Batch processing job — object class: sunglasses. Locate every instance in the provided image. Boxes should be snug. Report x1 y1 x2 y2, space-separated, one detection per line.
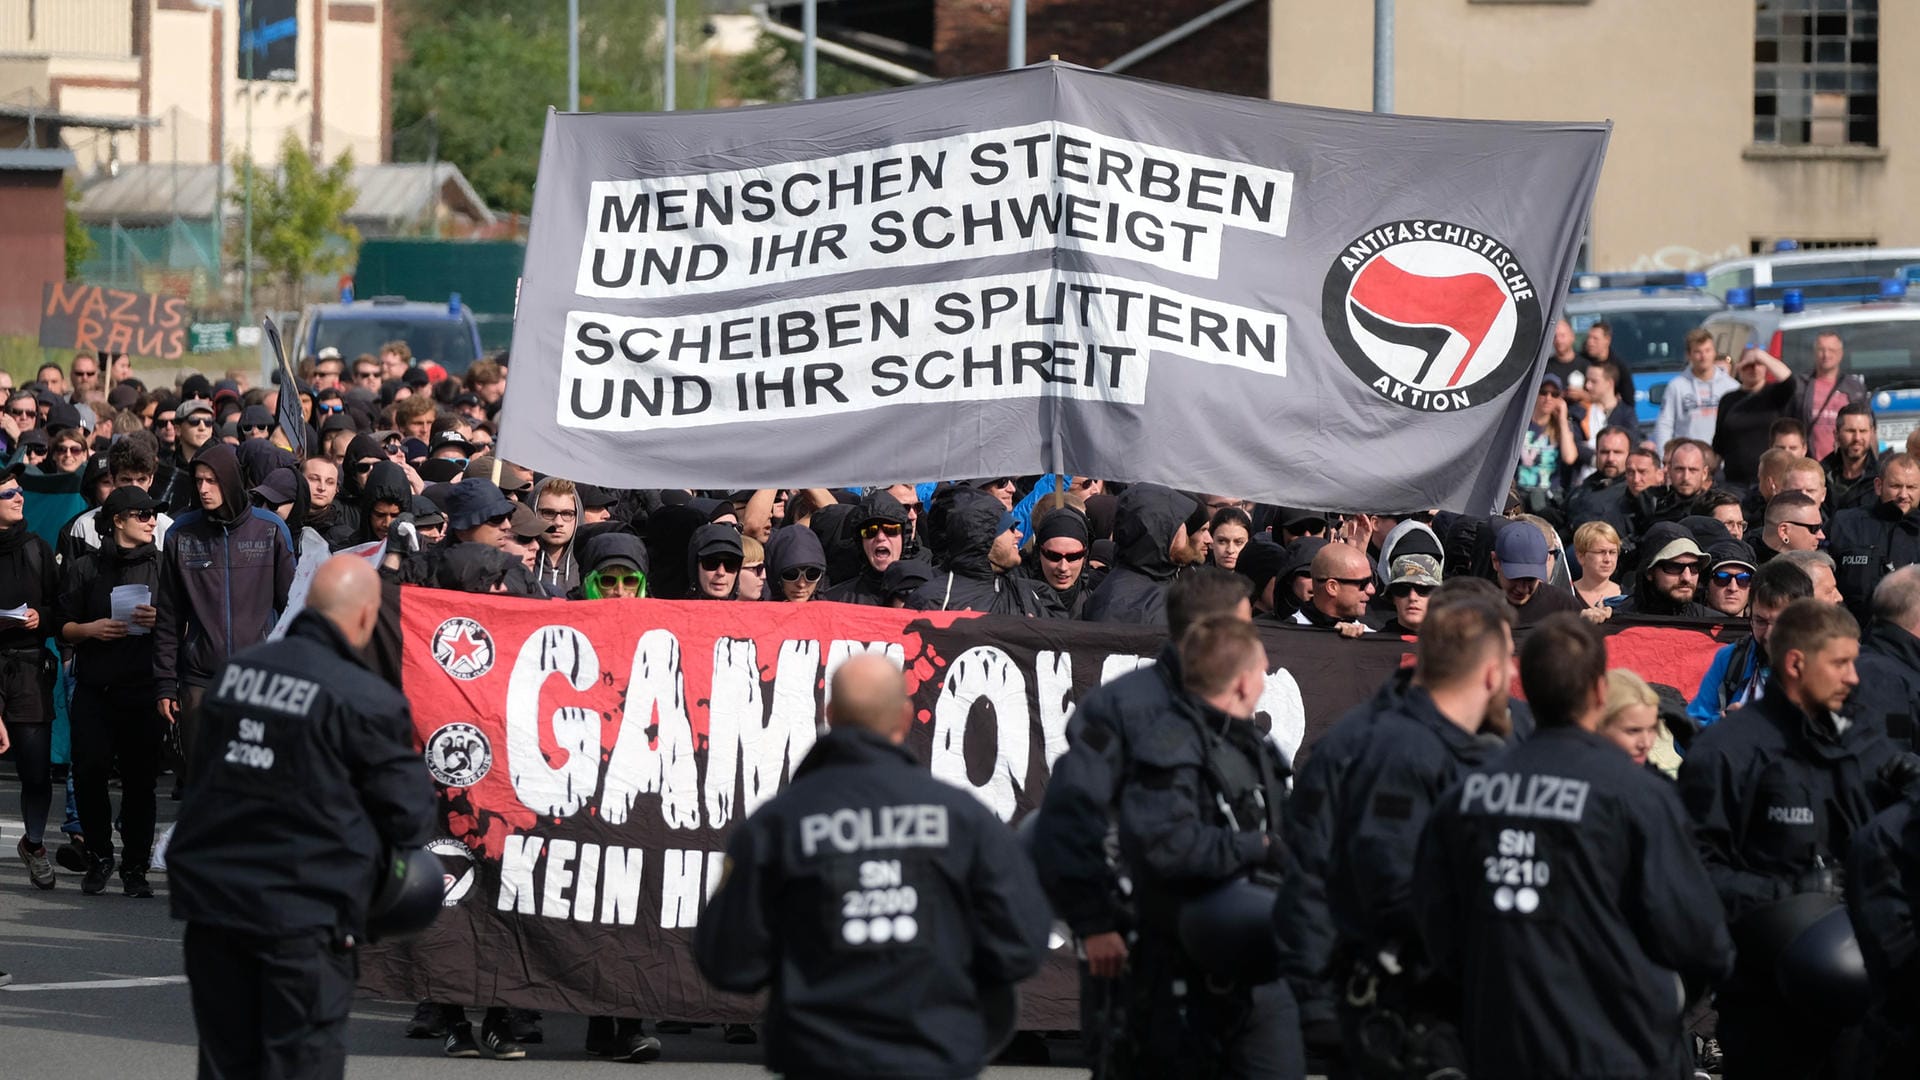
1654 561 1702 577
469 441 493 452
781 566 824 583
1389 582 1437 599
318 402 344 414
181 416 213 428
155 416 177 427
243 425 270 434
352 461 376 474
54 445 88 457
1040 547 1087 563
860 522 904 539
1711 569 1753 586
594 571 645 590
0 488 20 501
1321 575 1376 589
741 562 765 575
1783 519 1824 534
355 370 380 380
484 512 513 528
121 509 157 522
6 408 36 419
700 555 743 573
73 369 97 379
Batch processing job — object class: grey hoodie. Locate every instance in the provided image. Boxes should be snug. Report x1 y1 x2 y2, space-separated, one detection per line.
529 476 582 594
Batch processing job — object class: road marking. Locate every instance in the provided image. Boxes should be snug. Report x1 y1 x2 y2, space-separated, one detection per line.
1 975 187 991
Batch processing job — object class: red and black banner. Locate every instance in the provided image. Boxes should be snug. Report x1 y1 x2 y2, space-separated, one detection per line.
358 589 1731 1026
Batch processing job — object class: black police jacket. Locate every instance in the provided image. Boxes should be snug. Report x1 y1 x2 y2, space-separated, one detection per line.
1829 499 1920 623
694 728 1051 1080
1030 646 1180 938
1416 727 1733 1080
167 610 434 936
1678 681 1903 926
1326 684 1501 962
1849 621 1920 751
1117 695 1288 914
1844 795 1920 1020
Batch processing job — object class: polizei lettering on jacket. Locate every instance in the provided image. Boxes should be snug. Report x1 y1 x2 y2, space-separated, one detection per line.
798 805 951 857
213 664 321 716
1458 772 1591 824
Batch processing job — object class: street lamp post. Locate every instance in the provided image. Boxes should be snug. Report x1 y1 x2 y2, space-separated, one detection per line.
240 0 254 324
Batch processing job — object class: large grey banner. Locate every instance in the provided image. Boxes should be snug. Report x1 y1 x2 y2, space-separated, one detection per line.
499 62 1608 513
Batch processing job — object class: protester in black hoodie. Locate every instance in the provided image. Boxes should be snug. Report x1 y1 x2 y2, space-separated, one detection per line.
822 490 910 606
685 523 745 601
1613 523 1720 620
1081 483 1198 624
765 524 828 603
349 462 412 546
59 485 165 896
907 486 1046 615
153 443 296 766
1024 505 1098 619
0 462 61 889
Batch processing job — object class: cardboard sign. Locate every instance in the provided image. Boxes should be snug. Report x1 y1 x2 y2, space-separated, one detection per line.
39 282 189 360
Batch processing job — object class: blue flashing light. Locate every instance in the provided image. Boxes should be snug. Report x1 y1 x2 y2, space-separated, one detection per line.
1774 239 1801 252
1783 288 1806 314
1683 271 1707 288
448 292 462 314
1881 277 1909 299
1727 286 1754 308
340 282 354 304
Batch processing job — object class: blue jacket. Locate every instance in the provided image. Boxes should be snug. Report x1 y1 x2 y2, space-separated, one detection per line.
1687 637 1765 733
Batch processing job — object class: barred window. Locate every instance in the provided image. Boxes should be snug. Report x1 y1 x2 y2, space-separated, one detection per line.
1754 0 1878 147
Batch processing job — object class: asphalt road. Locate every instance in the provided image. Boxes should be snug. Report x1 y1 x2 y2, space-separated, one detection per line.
0 775 1087 1078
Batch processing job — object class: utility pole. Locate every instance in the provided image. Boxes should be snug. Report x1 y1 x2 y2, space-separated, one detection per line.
1009 0 1025 69
802 0 817 99
664 0 676 111
1372 0 1394 113
241 0 254 325
568 0 580 111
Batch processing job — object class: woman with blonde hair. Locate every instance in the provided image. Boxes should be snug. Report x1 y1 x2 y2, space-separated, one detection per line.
1602 669 1669 773
1573 520 1623 608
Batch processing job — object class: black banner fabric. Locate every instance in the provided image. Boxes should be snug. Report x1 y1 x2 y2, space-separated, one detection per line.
359 589 1725 1028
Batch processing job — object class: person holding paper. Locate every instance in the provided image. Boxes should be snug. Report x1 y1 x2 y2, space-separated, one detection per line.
0 462 60 890
59 485 165 897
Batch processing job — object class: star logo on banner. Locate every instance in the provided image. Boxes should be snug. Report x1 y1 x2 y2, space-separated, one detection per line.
432 617 495 681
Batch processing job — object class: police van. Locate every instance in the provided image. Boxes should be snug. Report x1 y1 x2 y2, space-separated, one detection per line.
1704 244 1920 307
1704 281 1920 452
1564 273 1727 424
293 294 485 379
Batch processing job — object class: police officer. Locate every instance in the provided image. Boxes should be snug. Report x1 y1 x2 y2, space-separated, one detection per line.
1845 783 1920 1077
1322 594 1515 1078
1679 598 1920 1079
693 654 1051 1078
1029 568 1254 1073
1414 613 1733 1077
1115 615 1301 1079
168 556 435 1080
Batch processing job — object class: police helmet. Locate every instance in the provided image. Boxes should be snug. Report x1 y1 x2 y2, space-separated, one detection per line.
367 846 445 942
1776 904 1870 1020
1176 878 1282 985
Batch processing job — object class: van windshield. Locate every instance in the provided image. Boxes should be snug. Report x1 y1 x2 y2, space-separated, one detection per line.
1568 309 1711 372
311 316 478 375
1782 319 1920 389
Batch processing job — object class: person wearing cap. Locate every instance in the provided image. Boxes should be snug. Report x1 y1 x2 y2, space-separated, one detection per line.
1515 372 1585 506
577 484 619 526
686 523 745 601
907 487 1047 615
823 490 911 606
1022 505 1098 619
1613 522 1719 620
1081 484 1199 625
528 477 582 594
428 429 473 464
879 559 932 607
1827 451 1920 624
237 404 275 442
1490 521 1586 628
1382 554 1442 636
59 485 166 896
250 467 331 569
1233 538 1288 618
1273 508 1328 547
1705 540 1760 618
388 479 539 596
500 504 551 586
161 399 221 509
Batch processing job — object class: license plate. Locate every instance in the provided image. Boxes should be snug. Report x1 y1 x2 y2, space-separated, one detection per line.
1880 416 1920 451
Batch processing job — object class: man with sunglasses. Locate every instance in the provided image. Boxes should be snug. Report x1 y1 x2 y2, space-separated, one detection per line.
686 524 745 600
1491 522 1585 628
311 349 344 392
352 357 382 389
824 491 911 606
1614 523 1719 620
1293 542 1378 635
1759 491 1825 565
1828 452 1920 624
1025 506 1096 619
1705 542 1759 618
1381 555 1441 636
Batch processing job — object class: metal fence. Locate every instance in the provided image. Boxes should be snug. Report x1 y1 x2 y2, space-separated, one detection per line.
79 219 221 304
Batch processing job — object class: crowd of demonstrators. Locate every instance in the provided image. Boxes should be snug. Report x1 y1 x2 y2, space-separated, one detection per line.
3 316 1920 1071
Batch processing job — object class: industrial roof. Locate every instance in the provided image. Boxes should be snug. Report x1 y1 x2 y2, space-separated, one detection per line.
73 161 495 228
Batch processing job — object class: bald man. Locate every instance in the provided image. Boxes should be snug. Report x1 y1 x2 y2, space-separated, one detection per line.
169 555 435 1080
695 655 1052 1079
1293 542 1378 633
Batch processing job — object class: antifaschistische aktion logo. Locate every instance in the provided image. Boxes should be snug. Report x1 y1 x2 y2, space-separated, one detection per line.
1322 219 1544 413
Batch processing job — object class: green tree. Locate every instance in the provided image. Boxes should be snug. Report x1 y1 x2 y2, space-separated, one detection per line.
63 177 94 280
230 132 361 308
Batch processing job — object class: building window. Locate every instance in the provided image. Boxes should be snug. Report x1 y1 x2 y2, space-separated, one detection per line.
1754 0 1878 147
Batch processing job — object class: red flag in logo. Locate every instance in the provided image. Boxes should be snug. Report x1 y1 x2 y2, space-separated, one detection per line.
1349 257 1508 387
